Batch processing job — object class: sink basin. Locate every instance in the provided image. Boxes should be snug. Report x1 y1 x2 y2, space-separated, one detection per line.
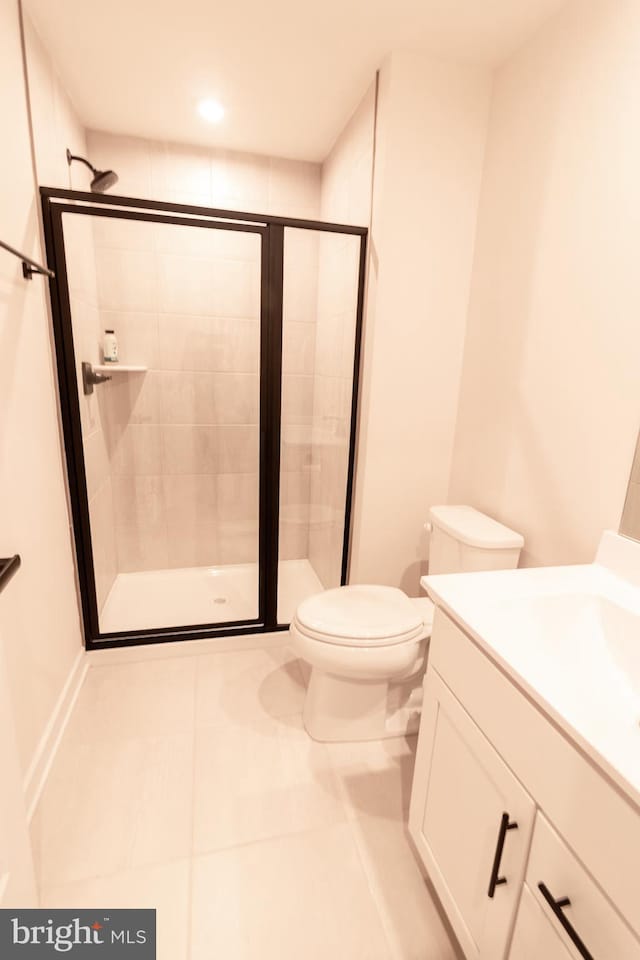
422 531 640 805
496 592 640 722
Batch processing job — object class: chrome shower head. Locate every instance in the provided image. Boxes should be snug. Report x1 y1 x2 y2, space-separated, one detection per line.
66 148 119 193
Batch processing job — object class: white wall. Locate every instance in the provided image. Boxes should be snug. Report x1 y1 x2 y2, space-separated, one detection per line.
449 0 640 566
349 52 492 593
0 5 83 777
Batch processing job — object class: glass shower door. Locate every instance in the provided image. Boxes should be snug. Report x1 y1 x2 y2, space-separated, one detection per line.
60 208 264 635
277 226 363 623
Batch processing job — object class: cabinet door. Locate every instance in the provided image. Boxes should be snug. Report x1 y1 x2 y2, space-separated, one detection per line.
509 886 573 960
409 669 535 960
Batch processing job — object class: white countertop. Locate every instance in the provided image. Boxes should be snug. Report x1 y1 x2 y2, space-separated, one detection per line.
421 532 640 808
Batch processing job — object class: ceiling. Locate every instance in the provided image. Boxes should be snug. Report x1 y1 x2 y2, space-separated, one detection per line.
24 0 568 162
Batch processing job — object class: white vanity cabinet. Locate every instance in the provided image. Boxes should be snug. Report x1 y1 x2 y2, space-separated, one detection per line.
410 606 640 960
409 671 535 960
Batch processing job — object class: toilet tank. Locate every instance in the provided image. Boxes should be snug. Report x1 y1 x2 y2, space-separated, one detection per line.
428 506 523 575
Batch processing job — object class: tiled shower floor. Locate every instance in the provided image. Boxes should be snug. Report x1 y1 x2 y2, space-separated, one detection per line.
100 559 324 632
30 644 458 960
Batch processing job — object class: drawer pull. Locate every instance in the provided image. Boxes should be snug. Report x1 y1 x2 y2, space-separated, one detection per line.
538 882 595 960
487 812 518 898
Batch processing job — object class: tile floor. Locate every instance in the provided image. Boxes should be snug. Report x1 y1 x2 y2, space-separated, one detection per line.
31 643 458 960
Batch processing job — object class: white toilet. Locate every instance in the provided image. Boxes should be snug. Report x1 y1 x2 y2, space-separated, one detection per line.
290 505 524 742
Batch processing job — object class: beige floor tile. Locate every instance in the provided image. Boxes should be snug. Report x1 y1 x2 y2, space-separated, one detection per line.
193 714 345 853
41 859 190 960
66 658 197 743
326 735 417 822
194 646 305 726
190 825 392 960
32 731 194 886
327 736 458 960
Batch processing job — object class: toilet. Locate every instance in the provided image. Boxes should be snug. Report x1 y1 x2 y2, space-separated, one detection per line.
290 505 524 742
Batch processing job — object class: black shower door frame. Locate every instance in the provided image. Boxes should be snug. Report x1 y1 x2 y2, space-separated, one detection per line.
40 188 367 650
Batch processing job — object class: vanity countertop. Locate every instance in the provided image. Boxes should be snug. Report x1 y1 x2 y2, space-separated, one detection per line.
421 531 640 808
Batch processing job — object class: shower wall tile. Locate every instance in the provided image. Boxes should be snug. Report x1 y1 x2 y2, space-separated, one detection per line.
96 248 158 312
268 158 321 219
157 254 215 316
282 322 316 375
219 153 270 211
164 475 219 568
216 473 259 536
161 425 218 475
84 427 110 502
88 132 154 199
152 142 212 198
92 216 155 252
214 229 262 262
158 372 259 425
163 475 218 526
110 424 164 477
108 372 163 425
211 260 260 319
279 470 311 560
86 129 322 574
153 222 219 258
216 471 260 565
112 476 169 573
161 425 259 476
283 230 320 326
216 426 260 474
281 375 314 424
89 478 118 612
158 316 260 373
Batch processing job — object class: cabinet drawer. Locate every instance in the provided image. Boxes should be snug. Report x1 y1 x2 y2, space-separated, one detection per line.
509 885 573 960
429 606 640 935
525 812 640 960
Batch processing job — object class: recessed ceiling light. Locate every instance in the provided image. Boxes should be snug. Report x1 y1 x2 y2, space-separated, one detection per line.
198 99 225 124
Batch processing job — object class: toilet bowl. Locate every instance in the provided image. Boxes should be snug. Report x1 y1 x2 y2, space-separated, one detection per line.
291 505 524 743
290 585 434 742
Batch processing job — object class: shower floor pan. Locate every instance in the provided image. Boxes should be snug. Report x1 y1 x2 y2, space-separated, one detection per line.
99 558 324 634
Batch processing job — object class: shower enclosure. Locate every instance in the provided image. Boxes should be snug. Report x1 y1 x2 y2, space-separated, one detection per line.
41 188 366 648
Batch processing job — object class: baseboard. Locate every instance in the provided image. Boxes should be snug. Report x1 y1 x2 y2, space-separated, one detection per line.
23 650 88 822
87 629 289 666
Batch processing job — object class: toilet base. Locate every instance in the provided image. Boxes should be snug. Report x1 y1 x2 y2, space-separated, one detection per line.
302 668 423 742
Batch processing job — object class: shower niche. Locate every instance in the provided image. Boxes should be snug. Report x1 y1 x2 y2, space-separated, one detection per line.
41 189 366 648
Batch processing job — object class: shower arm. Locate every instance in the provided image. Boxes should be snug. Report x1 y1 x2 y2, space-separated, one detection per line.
66 149 98 175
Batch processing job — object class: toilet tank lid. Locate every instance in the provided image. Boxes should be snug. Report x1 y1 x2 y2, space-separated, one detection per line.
428 505 524 550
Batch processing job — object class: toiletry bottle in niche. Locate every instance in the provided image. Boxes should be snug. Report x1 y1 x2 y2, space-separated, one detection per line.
103 329 118 363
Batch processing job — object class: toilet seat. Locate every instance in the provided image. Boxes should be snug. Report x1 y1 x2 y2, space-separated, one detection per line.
294 585 430 647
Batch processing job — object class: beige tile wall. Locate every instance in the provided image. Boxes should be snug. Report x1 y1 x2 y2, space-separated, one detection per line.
91 216 261 573
83 132 321 578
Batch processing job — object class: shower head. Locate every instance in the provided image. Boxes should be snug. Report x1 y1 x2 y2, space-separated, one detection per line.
66 149 119 193
90 168 119 193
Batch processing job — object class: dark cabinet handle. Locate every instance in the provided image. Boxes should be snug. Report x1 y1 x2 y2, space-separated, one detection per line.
487 812 518 898
538 883 594 960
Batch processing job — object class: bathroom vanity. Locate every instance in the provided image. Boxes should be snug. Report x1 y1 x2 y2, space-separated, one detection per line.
409 532 640 960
